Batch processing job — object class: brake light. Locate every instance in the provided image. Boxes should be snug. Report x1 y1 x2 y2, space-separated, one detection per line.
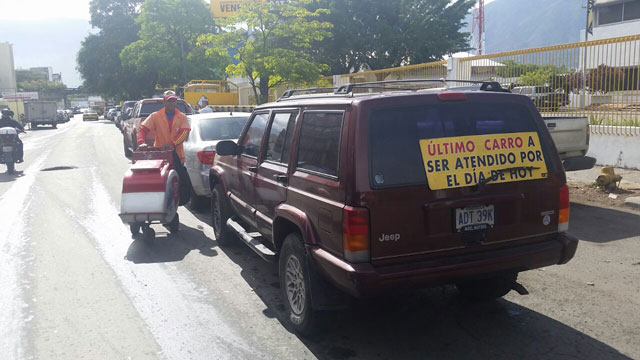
586 124 590 146
197 151 216 165
437 92 467 102
343 206 370 263
558 185 570 232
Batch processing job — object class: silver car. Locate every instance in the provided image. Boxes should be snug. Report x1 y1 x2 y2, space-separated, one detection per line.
184 112 250 210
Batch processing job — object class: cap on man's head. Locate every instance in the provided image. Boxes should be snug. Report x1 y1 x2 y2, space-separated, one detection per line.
163 90 178 101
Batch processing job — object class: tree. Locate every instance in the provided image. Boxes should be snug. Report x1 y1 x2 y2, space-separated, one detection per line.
198 0 333 104
89 0 142 29
586 64 624 94
307 0 474 74
120 0 228 90
77 0 149 99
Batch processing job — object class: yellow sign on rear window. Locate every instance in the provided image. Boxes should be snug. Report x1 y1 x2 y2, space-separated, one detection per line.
419 132 548 190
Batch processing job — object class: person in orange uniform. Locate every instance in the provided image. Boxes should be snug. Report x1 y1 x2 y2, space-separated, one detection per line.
137 90 191 205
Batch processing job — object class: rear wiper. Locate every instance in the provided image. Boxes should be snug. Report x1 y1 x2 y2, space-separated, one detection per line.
472 166 540 191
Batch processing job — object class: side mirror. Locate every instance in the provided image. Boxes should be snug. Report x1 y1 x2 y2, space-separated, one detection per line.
216 140 239 156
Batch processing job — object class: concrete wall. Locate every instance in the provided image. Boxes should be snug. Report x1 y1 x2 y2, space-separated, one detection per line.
0 43 17 93
588 126 640 169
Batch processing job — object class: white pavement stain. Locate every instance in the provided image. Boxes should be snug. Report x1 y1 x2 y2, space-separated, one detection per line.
0 153 50 359
63 168 262 360
22 123 76 152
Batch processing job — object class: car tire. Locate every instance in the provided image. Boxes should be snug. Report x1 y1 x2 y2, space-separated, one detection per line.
52 123 57 129
279 232 316 336
456 272 517 302
123 140 132 158
189 186 208 212
211 183 233 245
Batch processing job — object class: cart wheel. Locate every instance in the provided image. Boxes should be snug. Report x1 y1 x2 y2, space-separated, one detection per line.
143 227 155 243
168 213 180 233
130 223 141 236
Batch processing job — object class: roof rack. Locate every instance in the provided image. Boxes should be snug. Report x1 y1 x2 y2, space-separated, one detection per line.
333 79 508 94
279 87 337 100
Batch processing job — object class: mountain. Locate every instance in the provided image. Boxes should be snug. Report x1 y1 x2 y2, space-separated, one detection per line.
0 19 93 88
465 0 588 54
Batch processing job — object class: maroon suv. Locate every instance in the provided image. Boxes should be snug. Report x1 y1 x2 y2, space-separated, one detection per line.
210 81 578 334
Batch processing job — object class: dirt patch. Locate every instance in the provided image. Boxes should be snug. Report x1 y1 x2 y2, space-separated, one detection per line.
569 181 640 209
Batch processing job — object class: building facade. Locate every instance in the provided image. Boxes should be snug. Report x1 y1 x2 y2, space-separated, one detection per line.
0 43 17 93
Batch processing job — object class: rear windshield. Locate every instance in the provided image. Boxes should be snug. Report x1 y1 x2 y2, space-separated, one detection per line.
140 102 190 116
369 102 542 188
198 117 247 141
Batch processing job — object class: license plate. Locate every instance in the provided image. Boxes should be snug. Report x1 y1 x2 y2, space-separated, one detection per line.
2 146 13 152
455 205 494 232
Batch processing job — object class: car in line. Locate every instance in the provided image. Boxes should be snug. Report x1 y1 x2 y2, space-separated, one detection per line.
56 109 70 123
121 98 194 157
511 85 570 112
82 108 99 121
115 101 138 130
208 80 578 334
107 106 121 121
183 112 251 211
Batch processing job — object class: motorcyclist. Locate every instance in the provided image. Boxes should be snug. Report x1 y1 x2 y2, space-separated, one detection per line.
0 109 24 163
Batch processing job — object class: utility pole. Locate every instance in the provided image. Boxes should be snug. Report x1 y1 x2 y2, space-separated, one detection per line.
472 0 485 55
179 31 187 85
582 0 594 108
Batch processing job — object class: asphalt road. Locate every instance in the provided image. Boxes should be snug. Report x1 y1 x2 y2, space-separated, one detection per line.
0 115 639 359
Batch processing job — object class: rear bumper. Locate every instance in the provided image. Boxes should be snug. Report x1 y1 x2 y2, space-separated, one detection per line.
563 156 596 172
309 232 578 298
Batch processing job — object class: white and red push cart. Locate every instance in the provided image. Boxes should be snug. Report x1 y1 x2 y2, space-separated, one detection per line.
119 148 181 242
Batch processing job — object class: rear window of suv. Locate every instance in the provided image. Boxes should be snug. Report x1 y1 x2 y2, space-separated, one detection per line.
369 102 541 188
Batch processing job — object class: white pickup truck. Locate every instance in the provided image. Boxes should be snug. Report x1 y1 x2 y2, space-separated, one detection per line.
543 116 596 171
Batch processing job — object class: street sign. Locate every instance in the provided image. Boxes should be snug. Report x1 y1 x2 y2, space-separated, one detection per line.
210 0 264 18
1 92 39 101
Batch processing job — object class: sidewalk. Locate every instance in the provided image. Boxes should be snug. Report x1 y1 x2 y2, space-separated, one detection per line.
566 166 640 189
566 166 640 210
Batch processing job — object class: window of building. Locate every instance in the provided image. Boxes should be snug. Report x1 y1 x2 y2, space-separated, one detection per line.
597 1 640 25
624 0 640 21
598 3 624 25
296 112 343 177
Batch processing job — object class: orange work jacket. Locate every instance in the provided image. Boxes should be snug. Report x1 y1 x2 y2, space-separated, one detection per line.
139 108 190 162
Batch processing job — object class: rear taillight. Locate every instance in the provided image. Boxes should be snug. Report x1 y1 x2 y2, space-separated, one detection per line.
586 124 590 146
343 206 370 263
197 151 216 165
558 185 570 232
437 92 467 102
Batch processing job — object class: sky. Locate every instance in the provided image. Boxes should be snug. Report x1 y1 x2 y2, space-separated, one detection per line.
0 0 91 20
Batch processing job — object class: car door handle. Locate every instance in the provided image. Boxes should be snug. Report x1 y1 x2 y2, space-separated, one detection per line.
273 174 288 185
547 123 556 129
247 166 258 173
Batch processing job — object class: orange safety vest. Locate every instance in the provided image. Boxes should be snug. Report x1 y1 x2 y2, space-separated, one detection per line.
141 108 190 162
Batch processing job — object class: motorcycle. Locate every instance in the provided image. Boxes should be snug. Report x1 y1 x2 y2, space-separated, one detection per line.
0 127 23 174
